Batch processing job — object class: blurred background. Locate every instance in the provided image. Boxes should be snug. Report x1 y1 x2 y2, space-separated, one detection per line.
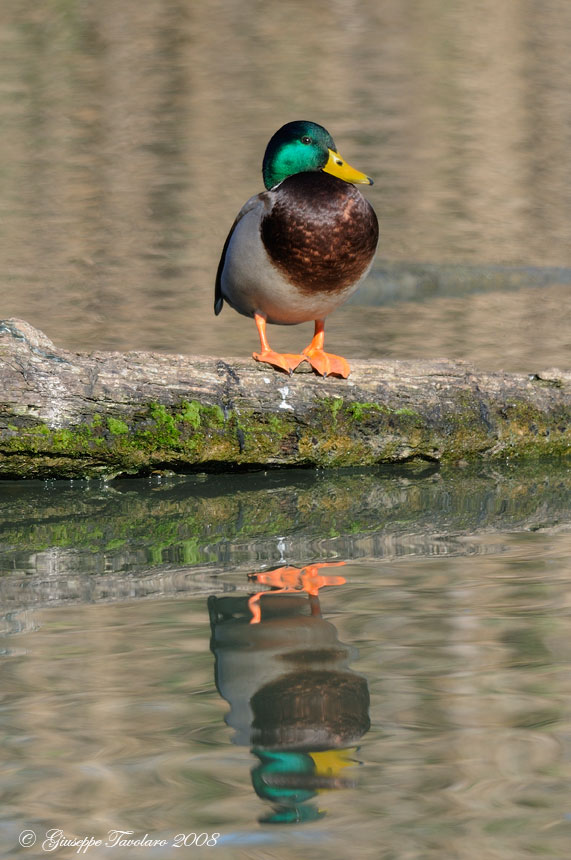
1 6 571 851
0 0 570 369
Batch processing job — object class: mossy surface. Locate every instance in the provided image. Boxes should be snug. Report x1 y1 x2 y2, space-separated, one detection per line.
0 391 568 479
1 461 568 571
0 399 298 478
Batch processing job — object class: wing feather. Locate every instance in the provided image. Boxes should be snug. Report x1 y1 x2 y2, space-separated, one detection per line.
214 193 269 315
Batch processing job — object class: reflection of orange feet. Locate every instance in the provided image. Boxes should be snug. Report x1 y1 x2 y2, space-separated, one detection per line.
302 346 350 379
247 562 346 623
248 565 301 590
253 349 304 375
300 562 346 595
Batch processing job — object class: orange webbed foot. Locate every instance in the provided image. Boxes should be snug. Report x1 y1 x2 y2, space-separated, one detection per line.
252 349 305 375
252 314 305 374
301 319 351 378
301 346 351 379
247 562 347 623
299 561 346 595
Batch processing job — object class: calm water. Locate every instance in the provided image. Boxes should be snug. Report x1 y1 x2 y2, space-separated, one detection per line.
1 464 571 859
0 1 570 368
1 3 570 858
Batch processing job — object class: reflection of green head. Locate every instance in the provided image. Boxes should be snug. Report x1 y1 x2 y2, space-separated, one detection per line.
259 806 324 825
251 749 325 824
251 750 316 804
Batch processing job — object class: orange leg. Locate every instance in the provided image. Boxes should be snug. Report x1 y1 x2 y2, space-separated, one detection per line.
252 313 304 375
247 586 291 624
302 320 351 378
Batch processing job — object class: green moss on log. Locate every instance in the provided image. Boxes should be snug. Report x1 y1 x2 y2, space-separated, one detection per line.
0 390 568 480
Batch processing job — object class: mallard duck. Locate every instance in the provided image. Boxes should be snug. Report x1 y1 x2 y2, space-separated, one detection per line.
214 120 378 378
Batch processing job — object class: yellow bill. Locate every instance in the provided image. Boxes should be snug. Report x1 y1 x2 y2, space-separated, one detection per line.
323 148 373 185
308 747 358 778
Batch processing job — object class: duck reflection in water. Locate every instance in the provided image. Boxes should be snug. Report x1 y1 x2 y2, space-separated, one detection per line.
208 562 370 824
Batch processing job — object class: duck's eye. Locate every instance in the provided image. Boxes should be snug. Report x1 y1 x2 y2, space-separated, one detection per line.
301 136 312 145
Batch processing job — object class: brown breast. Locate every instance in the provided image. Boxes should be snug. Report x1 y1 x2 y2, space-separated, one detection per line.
260 172 379 296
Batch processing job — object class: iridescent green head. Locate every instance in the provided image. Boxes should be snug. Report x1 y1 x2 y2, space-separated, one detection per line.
262 120 373 190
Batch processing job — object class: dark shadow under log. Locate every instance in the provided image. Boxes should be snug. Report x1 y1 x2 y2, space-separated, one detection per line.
0 318 569 479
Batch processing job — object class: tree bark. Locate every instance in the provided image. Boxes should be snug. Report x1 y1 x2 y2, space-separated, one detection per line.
0 318 569 479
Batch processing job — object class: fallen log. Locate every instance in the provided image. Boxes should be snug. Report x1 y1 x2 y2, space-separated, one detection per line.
0 318 569 479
